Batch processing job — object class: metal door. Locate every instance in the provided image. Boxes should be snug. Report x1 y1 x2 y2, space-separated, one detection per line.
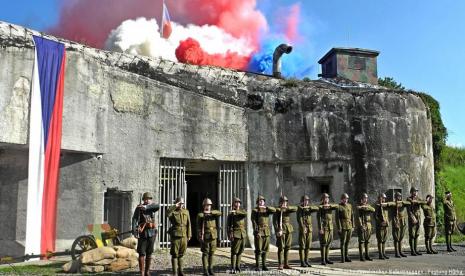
158 158 186 248
218 162 246 247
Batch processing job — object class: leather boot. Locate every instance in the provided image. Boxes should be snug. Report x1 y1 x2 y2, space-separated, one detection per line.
414 238 422 255
378 243 384 259
283 249 292 269
261 253 269 271
399 242 407 257
325 246 333 264
345 245 351 262
382 243 389 259
171 258 178 276
145 257 151 276
208 254 215 275
341 244 345 263
299 249 307 267
235 254 241 272
139 256 145 276
178 257 185 276
409 238 417 256
359 243 365 261
254 254 261 271
202 254 209 275
230 255 236 274
394 242 400 258
320 247 326 265
304 249 311 267
364 243 372 261
425 239 432 254
277 249 283 270
430 240 438 254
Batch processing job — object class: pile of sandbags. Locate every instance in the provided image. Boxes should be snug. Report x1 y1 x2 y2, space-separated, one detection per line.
62 237 139 273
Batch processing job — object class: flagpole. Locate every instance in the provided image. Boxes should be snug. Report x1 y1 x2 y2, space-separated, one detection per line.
160 0 164 38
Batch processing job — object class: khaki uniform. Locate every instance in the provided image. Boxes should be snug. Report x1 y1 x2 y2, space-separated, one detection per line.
336 203 354 262
273 206 298 267
251 206 276 270
421 203 437 254
407 196 427 255
388 200 411 257
297 205 319 265
197 210 222 273
227 209 247 271
443 198 456 251
356 204 375 261
317 204 338 264
375 202 395 258
168 205 191 275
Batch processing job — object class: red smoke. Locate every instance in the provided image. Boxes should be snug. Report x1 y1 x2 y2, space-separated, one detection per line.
175 38 250 70
285 4 301 42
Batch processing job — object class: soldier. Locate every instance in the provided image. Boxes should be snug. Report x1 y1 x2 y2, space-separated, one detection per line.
132 192 160 276
421 194 438 254
227 197 247 274
387 192 411 258
407 187 427 256
168 197 191 276
356 193 375 261
443 191 457 252
297 195 319 267
273 195 298 270
197 198 222 276
251 195 276 271
375 193 394 260
317 193 339 265
336 193 354 263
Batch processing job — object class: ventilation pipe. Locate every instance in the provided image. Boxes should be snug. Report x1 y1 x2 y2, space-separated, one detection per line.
272 44 293 78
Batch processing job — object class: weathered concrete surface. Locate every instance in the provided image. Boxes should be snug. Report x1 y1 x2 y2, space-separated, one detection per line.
0 21 434 256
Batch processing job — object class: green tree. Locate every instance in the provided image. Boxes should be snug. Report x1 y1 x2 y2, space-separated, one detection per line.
378 77 405 90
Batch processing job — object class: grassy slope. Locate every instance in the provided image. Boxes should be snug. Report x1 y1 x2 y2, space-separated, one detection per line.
439 165 465 223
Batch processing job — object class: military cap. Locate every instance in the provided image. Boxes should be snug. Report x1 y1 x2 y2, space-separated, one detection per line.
301 195 310 202
279 195 289 203
142 192 153 200
341 193 349 199
410 187 418 193
256 195 266 203
175 197 185 204
361 193 368 198
233 197 241 203
445 191 451 195
202 198 213 206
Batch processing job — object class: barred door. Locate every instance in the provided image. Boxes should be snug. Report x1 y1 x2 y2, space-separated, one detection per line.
218 162 246 247
158 159 186 248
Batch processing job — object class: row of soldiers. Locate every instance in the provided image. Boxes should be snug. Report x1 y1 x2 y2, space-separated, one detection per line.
132 189 457 276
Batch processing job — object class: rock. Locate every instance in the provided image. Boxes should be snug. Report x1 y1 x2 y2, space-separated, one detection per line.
80 246 116 264
62 259 81 273
120 236 137 249
108 258 131 272
80 265 105 273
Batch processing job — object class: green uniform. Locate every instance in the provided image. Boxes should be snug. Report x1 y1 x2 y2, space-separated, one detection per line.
168 206 191 275
197 210 222 274
421 203 437 254
227 209 247 271
443 198 456 251
356 204 375 261
273 205 298 267
336 203 354 262
251 206 276 270
388 200 411 257
375 202 394 259
407 196 427 255
317 204 339 264
297 205 319 265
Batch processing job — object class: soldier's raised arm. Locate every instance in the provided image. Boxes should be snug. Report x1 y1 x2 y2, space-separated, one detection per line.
287 205 298 213
267 206 277 214
211 210 222 217
187 212 192 240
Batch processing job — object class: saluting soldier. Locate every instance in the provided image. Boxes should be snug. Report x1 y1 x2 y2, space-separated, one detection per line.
197 198 222 276
227 197 247 274
356 193 375 261
168 197 191 276
375 193 394 260
273 195 298 270
317 193 339 265
297 195 319 267
251 195 276 271
387 192 411 258
421 194 438 254
407 187 427 256
132 192 160 276
443 191 457 252
336 193 354 263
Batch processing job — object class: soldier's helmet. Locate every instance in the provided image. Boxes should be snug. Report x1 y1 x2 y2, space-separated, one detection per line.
301 195 310 202
321 193 329 199
379 193 387 199
395 192 402 199
175 197 185 204
233 197 241 203
202 198 213 206
142 192 153 200
341 193 349 199
256 195 266 204
426 194 434 200
279 195 289 203
410 187 418 194
362 193 368 198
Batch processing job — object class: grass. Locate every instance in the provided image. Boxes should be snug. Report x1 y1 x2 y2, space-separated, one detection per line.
439 164 465 223
0 261 66 275
436 233 465 243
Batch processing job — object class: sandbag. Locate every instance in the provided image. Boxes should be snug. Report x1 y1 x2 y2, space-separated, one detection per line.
113 246 133 258
62 259 81 273
93 258 116 265
120 236 137 249
80 246 116 264
108 258 131 272
80 265 105 273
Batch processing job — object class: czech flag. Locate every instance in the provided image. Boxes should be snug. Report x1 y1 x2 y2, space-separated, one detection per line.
161 1 172 39
25 35 66 256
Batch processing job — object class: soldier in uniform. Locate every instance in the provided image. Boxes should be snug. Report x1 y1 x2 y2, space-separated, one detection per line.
168 197 191 276
251 195 276 271
407 187 427 256
227 197 247 274
132 192 160 276
196 198 222 276
387 192 411 258
336 193 354 263
421 194 438 254
297 195 319 267
317 193 339 265
356 193 375 261
443 191 457 252
273 195 298 270
375 193 394 260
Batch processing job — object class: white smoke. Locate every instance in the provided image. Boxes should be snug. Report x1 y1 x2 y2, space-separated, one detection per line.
104 17 253 61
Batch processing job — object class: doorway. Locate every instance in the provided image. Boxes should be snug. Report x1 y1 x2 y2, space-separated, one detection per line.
186 172 218 246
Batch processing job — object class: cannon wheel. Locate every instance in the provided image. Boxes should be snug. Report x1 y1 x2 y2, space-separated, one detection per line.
71 235 97 260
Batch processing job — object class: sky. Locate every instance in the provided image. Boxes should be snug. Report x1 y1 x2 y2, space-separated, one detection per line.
1 0 464 147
